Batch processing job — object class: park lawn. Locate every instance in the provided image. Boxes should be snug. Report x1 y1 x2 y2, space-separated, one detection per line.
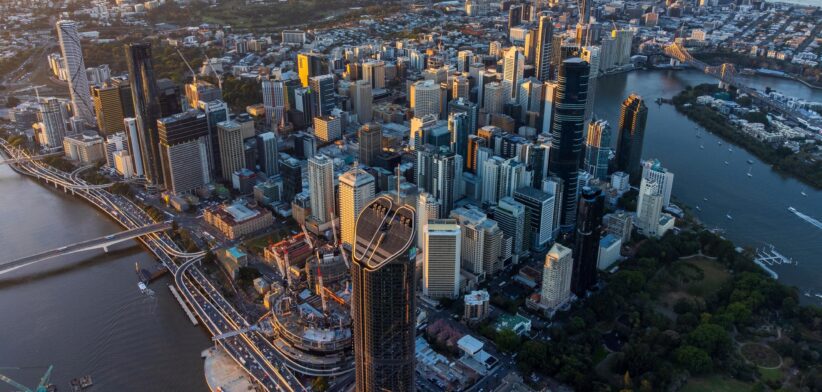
758 367 782 384
685 258 730 297
682 374 754 392
242 230 285 254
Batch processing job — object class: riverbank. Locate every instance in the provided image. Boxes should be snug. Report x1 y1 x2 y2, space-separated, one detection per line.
670 83 822 189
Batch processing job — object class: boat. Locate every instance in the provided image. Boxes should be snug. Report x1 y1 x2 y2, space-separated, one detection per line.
700 144 705 149
695 205 702 211
787 206 822 230
718 141 722 145
703 197 708 201
724 160 729 165
70 375 93 391
726 211 733 220
800 188 807 196
728 148 733 152
747 159 754 164
747 167 752 178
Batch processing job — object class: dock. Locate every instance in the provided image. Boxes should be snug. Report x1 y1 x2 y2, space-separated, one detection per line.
169 285 199 325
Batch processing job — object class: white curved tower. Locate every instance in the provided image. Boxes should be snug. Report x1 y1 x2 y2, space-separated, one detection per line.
56 20 95 127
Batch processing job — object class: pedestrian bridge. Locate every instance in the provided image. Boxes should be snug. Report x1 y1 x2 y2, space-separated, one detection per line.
0 222 173 275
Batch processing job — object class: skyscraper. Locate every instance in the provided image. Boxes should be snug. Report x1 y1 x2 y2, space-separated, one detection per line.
636 177 663 237
157 110 210 194
483 82 504 115
261 79 285 129
639 159 675 207
309 74 336 116
280 157 302 203
126 43 162 186
56 20 95 126
423 219 461 299
308 154 335 224
297 52 327 87
571 186 604 295
448 111 471 161
352 79 373 123
615 94 648 182
416 192 440 250
502 47 525 101
584 119 611 180
351 196 416 392
540 243 573 309
92 83 126 135
450 206 506 278
535 15 554 82
495 197 526 262
411 79 441 118
256 132 279 177
513 186 554 251
216 120 247 178
362 60 386 89
202 100 229 180
548 58 589 231
36 98 68 149
339 166 376 248
358 122 382 167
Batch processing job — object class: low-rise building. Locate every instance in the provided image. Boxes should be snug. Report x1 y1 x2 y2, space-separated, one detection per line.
204 201 274 240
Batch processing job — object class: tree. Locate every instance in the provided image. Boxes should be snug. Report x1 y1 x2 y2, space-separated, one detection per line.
686 323 731 357
675 345 712 374
495 328 521 353
310 376 329 392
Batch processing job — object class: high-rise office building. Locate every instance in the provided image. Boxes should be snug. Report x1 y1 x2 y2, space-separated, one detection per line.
126 43 163 186
216 120 247 178
495 197 526 261
540 243 573 309
351 196 416 392
185 80 221 110
548 58 589 231
280 157 302 203
358 123 382 167
508 4 523 35
448 111 471 161
352 79 373 123
309 74 336 116
157 110 211 194
123 117 144 177
297 52 327 87
571 186 604 295
535 15 554 82
362 60 386 89
580 46 600 121
410 79 441 118
584 119 611 180
313 115 342 143
308 154 335 224
514 185 555 251
201 100 229 180
339 166 375 248
92 83 126 135
35 98 68 149
502 47 525 101
157 79 183 118
423 219 461 299
450 206 506 278
481 156 505 205
261 79 285 129
483 82 504 115
639 159 674 207
636 177 663 237
615 94 648 182
466 135 486 173
448 98 478 140
416 192 440 250
256 132 279 177
56 20 95 126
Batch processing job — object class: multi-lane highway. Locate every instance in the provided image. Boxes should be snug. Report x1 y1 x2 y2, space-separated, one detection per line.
0 140 308 391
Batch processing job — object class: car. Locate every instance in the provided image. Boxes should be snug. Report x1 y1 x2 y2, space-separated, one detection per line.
104 235 115 240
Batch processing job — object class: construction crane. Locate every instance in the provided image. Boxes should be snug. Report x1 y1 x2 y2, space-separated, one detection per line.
175 48 223 91
0 365 54 392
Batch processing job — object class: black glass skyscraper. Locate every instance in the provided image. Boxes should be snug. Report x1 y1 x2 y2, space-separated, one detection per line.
535 15 554 82
548 58 589 232
615 93 648 183
351 195 416 392
126 43 162 187
571 186 604 295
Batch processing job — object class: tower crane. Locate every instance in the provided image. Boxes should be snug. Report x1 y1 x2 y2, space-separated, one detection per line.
0 365 54 392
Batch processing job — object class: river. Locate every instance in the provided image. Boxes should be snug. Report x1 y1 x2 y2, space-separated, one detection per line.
0 163 209 390
0 69 820 391
594 69 822 304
